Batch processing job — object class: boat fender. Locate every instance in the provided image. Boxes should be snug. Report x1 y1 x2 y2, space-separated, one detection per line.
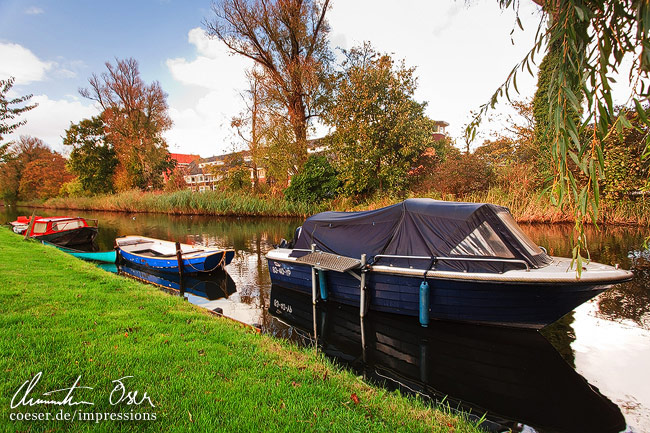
419 280 430 328
318 269 328 300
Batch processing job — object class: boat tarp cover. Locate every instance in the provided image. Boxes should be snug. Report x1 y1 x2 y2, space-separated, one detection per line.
291 198 552 273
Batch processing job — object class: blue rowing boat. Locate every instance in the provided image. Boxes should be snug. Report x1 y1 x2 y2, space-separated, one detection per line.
116 236 235 274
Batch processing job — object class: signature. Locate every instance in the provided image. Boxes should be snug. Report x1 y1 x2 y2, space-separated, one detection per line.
11 372 155 408
110 376 155 407
11 372 93 408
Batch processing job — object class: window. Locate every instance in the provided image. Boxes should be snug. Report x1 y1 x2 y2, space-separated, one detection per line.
53 220 82 231
451 222 514 258
32 222 48 234
497 211 542 255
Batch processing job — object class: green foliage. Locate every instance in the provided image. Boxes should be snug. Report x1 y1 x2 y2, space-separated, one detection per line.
324 43 434 197
468 1 650 274
284 155 340 202
602 107 650 198
0 77 37 158
59 178 88 197
64 116 118 195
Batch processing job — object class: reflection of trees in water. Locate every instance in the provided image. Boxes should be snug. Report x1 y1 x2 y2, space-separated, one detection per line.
597 265 650 330
541 312 576 368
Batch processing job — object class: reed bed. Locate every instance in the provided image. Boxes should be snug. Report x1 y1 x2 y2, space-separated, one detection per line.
31 187 650 226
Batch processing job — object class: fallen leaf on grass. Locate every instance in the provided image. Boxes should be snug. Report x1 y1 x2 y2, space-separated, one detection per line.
351 393 360 405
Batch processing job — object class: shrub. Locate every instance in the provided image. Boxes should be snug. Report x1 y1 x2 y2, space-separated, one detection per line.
284 155 340 203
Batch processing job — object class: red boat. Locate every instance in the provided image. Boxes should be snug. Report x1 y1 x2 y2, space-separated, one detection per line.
11 216 98 246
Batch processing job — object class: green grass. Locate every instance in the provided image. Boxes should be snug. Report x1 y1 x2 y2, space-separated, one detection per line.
0 228 483 432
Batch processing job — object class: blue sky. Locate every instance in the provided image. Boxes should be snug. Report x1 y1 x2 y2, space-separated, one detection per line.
1 0 550 157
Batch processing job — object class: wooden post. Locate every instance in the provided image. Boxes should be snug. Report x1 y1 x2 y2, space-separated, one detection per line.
359 254 367 318
23 210 36 240
175 241 185 279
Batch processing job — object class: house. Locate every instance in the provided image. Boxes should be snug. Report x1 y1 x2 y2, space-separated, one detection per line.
183 150 267 192
165 153 200 182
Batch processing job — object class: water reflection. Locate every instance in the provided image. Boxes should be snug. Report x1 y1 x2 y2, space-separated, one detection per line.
268 285 626 433
118 264 236 301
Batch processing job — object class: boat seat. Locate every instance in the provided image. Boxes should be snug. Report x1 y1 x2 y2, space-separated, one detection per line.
130 248 205 257
119 239 154 247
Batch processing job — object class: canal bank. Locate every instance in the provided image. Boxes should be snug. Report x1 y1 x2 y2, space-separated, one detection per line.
0 228 482 432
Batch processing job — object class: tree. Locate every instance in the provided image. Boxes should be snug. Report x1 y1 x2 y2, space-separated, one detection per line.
205 0 332 168
323 43 434 197
467 1 650 272
284 154 339 202
231 69 269 190
0 77 37 163
63 116 118 195
0 136 70 202
80 58 174 191
19 152 72 200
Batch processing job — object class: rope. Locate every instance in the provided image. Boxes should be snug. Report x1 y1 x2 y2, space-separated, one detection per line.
185 250 227 273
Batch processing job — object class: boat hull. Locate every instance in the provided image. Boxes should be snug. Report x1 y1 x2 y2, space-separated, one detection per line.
119 249 235 275
33 226 98 246
267 258 611 328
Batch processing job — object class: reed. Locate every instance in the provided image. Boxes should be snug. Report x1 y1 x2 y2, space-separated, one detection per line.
30 187 650 226
39 189 326 218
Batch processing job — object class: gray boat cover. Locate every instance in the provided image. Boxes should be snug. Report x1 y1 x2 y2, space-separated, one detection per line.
291 198 552 273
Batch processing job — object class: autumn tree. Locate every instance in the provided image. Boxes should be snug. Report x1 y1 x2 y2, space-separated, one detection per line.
1 77 37 163
231 69 269 190
0 136 70 202
63 116 118 195
80 58 174 191
205 0 332 169
323 43 434 197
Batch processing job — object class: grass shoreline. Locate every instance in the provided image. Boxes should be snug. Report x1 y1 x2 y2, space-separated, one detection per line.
15 187 650 226
0 228 482 432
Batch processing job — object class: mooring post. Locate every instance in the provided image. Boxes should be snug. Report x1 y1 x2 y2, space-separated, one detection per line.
359 254 367 318
311 243 317 305
175 241 185 279
23 210 36 241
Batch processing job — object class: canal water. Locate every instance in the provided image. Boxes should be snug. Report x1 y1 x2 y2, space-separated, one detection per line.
2 206 649 432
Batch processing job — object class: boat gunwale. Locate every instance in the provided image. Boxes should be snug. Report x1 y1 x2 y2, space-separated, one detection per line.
116 236 234 261
266 249 633 285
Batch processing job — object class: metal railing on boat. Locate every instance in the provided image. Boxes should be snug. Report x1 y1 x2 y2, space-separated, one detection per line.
372 254 531 271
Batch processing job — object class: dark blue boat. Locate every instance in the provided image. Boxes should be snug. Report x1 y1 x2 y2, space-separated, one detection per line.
116 236 235 275
266 199 633 328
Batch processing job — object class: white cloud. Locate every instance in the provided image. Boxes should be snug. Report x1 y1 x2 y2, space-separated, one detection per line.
165 27 253 156
5 94 99 153
25 6 44 15
0 42 53 84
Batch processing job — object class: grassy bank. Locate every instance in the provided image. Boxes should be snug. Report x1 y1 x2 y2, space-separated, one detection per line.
29 187 650 226
0 228 482 432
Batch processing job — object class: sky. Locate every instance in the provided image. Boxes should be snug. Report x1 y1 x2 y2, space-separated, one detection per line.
0 0 548 157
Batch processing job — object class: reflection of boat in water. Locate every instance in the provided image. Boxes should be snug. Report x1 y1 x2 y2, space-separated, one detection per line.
118 264 236 301
267 199 633 328
269 285 626 433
